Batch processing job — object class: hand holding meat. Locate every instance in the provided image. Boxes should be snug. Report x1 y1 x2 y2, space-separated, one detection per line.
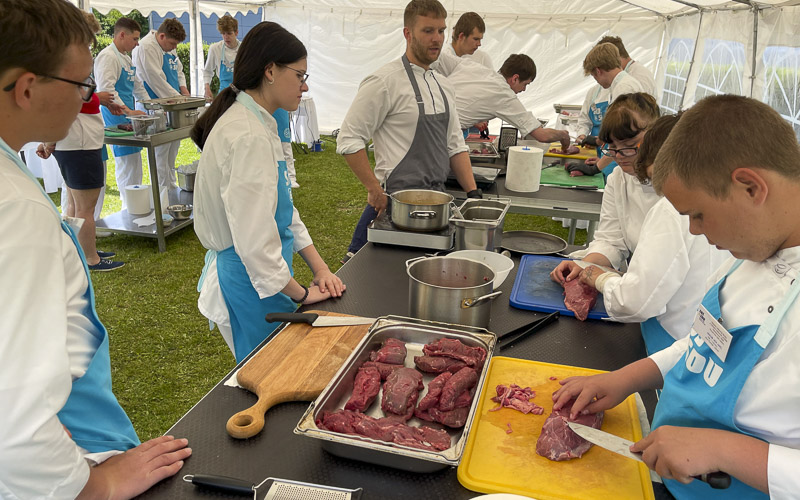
556 130 571 152
312 268 345 297
552 371 633 419
577 264 605 289
566 161 600 177
550 260 582 285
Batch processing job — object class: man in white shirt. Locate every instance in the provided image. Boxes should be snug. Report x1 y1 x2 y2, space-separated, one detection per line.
437 53 570 148
555 95 800 498
597 35 656 96
95 17 149 210
132 18 190 191
0 1 190 497
337 0 478 258
442 11 493 70
203 14 239 100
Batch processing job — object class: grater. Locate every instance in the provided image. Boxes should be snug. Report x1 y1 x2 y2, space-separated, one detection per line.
184 474 363 500
498 126 518 153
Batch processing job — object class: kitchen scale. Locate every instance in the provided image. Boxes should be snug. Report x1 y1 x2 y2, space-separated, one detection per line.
367 211 454 250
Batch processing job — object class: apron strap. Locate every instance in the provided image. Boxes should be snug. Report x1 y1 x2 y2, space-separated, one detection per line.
401 54 425 113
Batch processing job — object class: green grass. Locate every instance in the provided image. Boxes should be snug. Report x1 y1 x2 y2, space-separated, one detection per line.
47 136 586 440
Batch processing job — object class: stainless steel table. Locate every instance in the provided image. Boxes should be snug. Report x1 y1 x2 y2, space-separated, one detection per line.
139 243 668 499
101 127 194 252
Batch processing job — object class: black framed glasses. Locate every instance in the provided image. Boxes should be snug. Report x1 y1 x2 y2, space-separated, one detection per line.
600 144 640 158
277 64 309 85
3 74 96 102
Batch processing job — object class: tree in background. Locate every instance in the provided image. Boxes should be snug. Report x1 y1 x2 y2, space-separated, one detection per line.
93 8 149 38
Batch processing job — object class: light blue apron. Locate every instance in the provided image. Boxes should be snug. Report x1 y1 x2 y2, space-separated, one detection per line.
640 317 678 356
588 85 616 181
201 93 296 362
144 50 180 98
652 259 788 499
218 44 234 91
273 108 291 144
0 138 140 453
101 46 142 157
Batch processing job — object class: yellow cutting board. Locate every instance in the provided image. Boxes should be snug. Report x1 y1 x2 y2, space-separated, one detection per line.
542 142 596 160
458 357 655 500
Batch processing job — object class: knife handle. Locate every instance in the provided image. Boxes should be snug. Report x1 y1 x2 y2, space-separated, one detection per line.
186 474 254 495
695 471 731 489
265 312 319 324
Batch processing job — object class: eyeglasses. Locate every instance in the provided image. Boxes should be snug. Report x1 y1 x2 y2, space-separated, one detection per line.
3 73 96 102
600 144 640 158
277 64 309 85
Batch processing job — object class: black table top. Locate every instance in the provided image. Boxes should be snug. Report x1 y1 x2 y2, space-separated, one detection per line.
139 243 669 499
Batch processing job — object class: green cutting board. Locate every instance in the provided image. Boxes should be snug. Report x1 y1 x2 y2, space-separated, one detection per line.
540 163 605 188
104 127 135 137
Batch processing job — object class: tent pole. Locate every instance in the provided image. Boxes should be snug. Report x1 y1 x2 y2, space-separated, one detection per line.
189 0 203 97
679 10 704 110
750 5 758 97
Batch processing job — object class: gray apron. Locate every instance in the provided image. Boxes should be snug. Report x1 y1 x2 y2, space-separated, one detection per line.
384 54 452 193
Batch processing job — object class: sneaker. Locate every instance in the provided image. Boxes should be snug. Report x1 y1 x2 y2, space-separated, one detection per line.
291 181 300 188
340 251 355 265
88 259 125 272
96 229 113 238
97 250 116 259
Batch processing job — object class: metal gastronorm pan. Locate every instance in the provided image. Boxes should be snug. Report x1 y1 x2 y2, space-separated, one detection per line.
500 230 568 255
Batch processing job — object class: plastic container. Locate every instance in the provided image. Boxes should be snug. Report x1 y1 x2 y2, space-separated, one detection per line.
129 115 158 139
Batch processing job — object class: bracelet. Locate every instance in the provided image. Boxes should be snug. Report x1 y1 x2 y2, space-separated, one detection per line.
296 284 309 304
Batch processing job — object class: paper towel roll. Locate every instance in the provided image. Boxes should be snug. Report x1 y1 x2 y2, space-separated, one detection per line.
126 185 152 215
505 146 543 193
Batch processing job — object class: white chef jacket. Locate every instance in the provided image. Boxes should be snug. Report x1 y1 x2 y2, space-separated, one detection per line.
650 247 800 499
584 168 661 270
55 113 104 151
598 197 731 340
441 42 493 70
624 60 656 97
203 40 238 84
336 57 468 184
576 84 611 138
194 98 313 325
608 70 643 102
0 147 115 498
94 43 150 106
131 32 186 98
443 57 541 136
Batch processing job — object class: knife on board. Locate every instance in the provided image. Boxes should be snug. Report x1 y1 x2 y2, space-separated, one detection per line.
265 312 375 327
543 184 599 190
567 422 732 489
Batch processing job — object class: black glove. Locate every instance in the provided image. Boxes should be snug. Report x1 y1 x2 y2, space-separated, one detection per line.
580 135 599 148
467 189 483 199
566 162 601 176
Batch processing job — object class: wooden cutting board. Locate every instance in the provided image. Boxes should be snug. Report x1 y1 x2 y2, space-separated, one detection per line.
226 310 372 439
458 357 654 499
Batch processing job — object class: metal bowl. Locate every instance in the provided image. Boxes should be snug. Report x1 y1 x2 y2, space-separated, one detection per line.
167 204 192 220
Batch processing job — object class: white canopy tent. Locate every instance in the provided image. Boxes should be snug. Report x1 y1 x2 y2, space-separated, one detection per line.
74 0 800 137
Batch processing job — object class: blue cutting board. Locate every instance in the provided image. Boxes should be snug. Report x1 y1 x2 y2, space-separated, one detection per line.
509 254 608 320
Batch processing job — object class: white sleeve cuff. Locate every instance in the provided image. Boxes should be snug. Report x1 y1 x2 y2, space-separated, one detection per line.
767 444 800 499
648 336 691 375
594 271 619 293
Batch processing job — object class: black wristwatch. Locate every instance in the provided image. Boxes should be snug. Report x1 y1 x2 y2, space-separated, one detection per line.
467 189 483 199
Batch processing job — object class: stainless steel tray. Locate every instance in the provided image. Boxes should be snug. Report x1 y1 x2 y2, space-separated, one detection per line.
466 141 501 160
500 230 568 255
140 96 206 111
295 316 496 472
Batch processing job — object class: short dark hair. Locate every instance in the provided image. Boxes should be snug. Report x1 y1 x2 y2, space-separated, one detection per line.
404 0 447 29
452 12 485 42
599 92 660 144
114 17 142 36
634 113 681 183
192 22 307 149
598 35 629 59
499 54 536 82
157 18 186 42
0 0 94 78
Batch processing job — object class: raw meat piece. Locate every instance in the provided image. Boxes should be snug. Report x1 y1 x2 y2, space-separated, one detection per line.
317 410 451 451
506 423 513 434
535 400 604 461
420 407 470 428
117 123 133 131
562 278 598 321
369 338 407 364
549 145 580 155
422 338 486 370
570 170 585 177
360 361 404 380
439 367 478 411
417 372 452 411
413 355 467 374
344 365 381 412
489 384 544 414
453 386 476 408
381 368 423 420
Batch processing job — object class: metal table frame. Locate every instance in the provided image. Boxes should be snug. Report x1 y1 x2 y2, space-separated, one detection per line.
101 127 194 252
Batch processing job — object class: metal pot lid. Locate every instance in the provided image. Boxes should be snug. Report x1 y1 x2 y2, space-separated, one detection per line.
500 230 567 255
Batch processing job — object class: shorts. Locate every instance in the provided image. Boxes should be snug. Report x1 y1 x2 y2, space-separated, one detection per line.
53 149 105 190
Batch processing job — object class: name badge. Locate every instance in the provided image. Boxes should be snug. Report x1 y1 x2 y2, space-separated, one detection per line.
691 304 733 362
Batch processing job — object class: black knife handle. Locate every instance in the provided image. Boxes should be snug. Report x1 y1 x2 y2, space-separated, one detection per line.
265 312 319 324
695 471 731 489
188 474 254 495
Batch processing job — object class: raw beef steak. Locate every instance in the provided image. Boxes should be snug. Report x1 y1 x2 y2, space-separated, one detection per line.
344 365 381 412
535 400 604 461
562 278 598 321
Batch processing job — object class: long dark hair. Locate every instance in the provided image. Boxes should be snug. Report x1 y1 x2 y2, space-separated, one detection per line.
191 22 307 149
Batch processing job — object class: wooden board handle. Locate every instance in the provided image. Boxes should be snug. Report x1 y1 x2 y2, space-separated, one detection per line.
226 397 270 439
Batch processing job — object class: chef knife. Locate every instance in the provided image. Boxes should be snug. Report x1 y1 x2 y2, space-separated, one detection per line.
567 422 732 489
265 312 375 327
543 184 599 190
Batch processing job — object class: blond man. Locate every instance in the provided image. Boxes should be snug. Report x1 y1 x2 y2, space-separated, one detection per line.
203 14 239 99
597 35 656 96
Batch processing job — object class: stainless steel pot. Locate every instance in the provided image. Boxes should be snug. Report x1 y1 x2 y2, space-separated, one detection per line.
406 256 502 328
390 189 453 232
166 108 199 129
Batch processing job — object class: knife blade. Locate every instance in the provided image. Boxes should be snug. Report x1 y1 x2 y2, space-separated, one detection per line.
265 312 375 327
567 422 731 489
544 184 598 190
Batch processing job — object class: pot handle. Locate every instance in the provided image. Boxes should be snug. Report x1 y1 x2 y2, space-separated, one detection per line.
450 202 464 220
409 210 436 219
461 290 503 309
405 255 427 270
